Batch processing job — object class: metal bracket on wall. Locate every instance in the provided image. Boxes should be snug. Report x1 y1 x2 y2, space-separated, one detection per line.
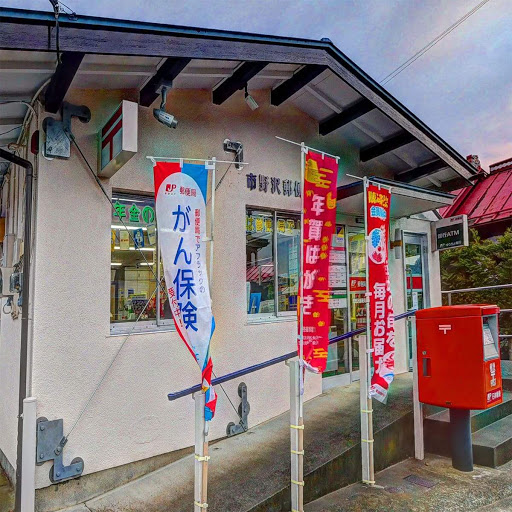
223 139 244 170
36 417 84 483
43 102 91 159
226 382 250 436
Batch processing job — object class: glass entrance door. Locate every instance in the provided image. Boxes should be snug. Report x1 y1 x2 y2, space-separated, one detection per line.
324 226 351 388
403 233 430 368
322 227 363 390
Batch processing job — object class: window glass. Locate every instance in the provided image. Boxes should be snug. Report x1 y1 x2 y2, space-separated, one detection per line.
110 194 158 324
246 209 275 315
277 214 300 313
246 208 301 317
347 230 366 373
405 242 424 310
325 226 350 377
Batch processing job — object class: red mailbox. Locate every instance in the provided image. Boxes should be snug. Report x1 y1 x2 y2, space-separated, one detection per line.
416 304 502 410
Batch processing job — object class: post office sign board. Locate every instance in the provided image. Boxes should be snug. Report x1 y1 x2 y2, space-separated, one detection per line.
98 100 138 178
432 214 469 251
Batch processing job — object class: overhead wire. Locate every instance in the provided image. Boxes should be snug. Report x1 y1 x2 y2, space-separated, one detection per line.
380 0 492 85
0 126 23 138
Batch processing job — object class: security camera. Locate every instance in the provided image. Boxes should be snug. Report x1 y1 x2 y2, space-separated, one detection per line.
153 109 178 129
153 86 178 129
244 85 259 111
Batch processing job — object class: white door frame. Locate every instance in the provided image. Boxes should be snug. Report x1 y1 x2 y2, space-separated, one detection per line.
403 232 430 368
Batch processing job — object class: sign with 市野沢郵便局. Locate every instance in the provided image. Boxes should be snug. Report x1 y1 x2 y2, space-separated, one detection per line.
299 150 338 373
366 182 395 403
153 161 217 420
431 214 469 251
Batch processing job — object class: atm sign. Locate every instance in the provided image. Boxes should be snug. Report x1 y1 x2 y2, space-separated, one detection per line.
432 215 469 251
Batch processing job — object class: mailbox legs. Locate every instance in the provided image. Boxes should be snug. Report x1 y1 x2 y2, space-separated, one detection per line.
450 408 473 472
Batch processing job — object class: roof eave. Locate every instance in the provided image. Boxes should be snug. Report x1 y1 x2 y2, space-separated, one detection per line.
0 6 479 183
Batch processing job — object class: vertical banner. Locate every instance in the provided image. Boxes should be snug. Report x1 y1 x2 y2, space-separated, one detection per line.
366 182 395 403
300 151 338 373
154 162 217 420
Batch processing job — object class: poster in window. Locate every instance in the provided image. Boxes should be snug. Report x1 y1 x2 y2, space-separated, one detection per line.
119 230 130 250
147 223 157 246
133 228 145 249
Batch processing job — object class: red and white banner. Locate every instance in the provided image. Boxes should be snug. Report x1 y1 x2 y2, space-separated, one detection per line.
366 182 395 403
299 151 338 373
154 162 217 420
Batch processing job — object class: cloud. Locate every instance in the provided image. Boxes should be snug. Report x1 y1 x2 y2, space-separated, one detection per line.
1 0 510 169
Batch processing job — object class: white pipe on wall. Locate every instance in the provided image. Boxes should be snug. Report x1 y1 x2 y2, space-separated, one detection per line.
21 397 36 512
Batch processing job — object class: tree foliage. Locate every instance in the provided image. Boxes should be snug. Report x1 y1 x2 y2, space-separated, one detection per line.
440 228 512 359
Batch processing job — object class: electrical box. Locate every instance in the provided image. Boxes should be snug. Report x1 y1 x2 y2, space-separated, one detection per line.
9 271 22 295
0 267 13 297
416 305 502 410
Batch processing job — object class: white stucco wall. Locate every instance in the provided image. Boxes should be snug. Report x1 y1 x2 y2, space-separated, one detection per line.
21 87 445 488
31 88 330 488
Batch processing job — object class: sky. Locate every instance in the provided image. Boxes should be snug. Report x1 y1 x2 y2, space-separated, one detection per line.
2 0 511 170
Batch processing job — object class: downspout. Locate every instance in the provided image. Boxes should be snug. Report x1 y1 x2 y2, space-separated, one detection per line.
0 148 33 512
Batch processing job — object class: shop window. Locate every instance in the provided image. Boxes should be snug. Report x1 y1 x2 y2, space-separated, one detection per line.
110 193 172 334
246 208 300 318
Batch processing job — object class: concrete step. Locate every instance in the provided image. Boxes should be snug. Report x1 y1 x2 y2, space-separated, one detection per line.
424 391 512 457
424 387 512 468
61 374 416 512
472 415 512 468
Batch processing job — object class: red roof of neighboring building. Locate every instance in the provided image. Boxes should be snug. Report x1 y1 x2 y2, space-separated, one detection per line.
440 157 512 227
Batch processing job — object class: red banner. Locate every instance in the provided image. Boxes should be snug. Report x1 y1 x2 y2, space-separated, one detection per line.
299 151 338 373
366 182 395 402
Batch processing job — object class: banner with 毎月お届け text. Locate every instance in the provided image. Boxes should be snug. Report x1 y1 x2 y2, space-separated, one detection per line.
366 182 394 403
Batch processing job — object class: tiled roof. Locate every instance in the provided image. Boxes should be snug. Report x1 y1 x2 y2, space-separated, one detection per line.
440 158 512 225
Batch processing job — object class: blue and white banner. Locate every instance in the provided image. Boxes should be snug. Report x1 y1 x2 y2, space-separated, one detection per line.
154 161 217 420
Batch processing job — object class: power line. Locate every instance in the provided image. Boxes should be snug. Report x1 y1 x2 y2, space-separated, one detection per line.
380 0 492 86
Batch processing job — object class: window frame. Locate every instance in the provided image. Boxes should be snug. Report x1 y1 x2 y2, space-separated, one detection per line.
246 206 301 322
110 191 175 335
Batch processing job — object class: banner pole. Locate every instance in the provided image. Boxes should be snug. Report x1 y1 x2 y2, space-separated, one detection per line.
362 177 375 486
294 142 306 511
193 392 208 512
209 158 216 292
288 143 306 511
288 360 302 512
299 142 305 408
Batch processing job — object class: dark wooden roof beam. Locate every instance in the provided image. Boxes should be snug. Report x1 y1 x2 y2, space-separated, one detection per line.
397 158 447 183
336 181 363 201
319 98 374 136
139 57 191 107
212 61 268 105
44 52 85 113
271 64 327 106
360 132 416 162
